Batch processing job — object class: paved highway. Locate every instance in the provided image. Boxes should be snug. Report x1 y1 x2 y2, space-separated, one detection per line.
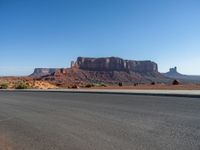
0 91 200 150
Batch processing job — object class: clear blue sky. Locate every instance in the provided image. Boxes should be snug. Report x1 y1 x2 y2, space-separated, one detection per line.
0 0 200 76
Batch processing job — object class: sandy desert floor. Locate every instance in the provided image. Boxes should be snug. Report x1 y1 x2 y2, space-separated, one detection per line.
1 77 200 90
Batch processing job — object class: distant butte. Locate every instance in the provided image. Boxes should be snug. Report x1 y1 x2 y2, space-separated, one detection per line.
162 67 200 82
30 68 60 77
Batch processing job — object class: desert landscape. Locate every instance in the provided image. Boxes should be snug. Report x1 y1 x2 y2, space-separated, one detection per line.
1 1 200 150
1 56 200 90
0 77 57 89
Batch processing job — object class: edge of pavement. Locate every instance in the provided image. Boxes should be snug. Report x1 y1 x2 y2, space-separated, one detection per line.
1 89 200 98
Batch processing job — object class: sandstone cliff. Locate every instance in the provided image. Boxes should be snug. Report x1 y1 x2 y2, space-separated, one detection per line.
73 57 158 73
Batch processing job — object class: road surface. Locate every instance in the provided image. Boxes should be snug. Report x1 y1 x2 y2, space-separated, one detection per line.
0 91 200 150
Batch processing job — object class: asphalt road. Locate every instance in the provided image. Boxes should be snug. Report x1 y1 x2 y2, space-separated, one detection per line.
0 92 200 150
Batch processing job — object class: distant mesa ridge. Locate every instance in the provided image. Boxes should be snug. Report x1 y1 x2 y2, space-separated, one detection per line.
30 68 59 77
31 57 159 77
72 57 158 73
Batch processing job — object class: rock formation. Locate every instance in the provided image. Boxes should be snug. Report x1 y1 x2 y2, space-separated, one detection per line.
30 68 59 77
163 67 181 77
162 67 200 83
73 57 158 73
28 57 173 87
34 57 170 87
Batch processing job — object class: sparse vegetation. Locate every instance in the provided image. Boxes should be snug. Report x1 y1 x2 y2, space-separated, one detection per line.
151 82 156 85
68 85 79 89
172 80 180 85
85 84 95 88
0 77 57 90
0 83 8 89
118 82 123 87
93 83 107 87
100 83 107 87
15 82 30 89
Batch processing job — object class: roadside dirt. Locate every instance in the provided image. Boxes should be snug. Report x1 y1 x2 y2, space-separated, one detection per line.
91 84 200 90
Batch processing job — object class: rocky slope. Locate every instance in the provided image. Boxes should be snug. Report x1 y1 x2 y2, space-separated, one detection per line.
41 68 162 86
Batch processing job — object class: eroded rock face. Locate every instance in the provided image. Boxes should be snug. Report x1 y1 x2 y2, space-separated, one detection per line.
30 68 59 77
31 57 165 87
74 57 158 73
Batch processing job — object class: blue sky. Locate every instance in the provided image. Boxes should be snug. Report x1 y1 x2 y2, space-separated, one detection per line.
0 0 200 76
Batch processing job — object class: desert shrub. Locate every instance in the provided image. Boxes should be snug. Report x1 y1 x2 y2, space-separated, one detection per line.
56 83 62 86
172 80 180 85
15 82 30 89
85 84 94 88
100 83 107 87
0 83 8 89
94 83 107 87
151 82 155 85
68 85 79 89
118 82 123 87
